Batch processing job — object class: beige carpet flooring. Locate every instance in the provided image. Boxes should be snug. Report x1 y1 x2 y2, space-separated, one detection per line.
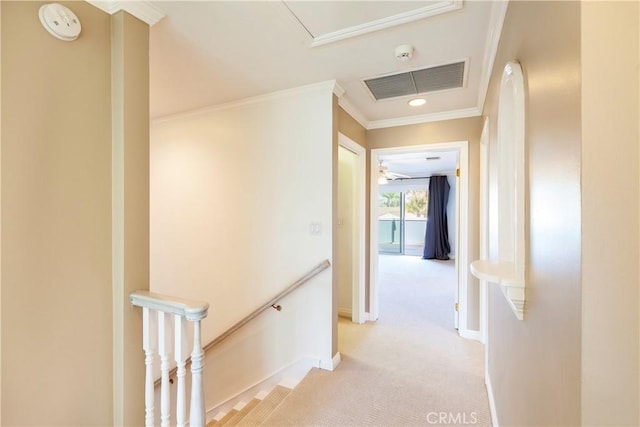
264 255 491 427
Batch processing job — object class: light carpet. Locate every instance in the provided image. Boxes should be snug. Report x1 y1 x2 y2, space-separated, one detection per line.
263 254 491 427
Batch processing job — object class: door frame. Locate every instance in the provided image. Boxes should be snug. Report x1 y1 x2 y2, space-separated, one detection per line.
479 118 490 346
369 141 471 336
338 133 366 324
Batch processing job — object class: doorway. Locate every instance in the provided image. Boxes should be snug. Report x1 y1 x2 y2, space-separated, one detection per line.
337 134 366 324
369 141 473 337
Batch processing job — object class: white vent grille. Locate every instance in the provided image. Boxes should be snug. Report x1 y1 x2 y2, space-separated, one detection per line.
364 61 465 101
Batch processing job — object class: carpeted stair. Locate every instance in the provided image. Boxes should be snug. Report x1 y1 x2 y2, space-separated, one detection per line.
207 385 292 426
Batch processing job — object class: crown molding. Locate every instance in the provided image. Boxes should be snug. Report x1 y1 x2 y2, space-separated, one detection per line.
476 0 509 114
307 0 463 47
86 1 166 26
153 80 338 124
333 82 346 99
337 97 369 130
367 107 481 130
332 83 369 129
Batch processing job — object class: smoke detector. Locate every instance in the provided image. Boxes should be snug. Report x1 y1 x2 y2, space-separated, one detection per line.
39 3 81 41
394 44 414 62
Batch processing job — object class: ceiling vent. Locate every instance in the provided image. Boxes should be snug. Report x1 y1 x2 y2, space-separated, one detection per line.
363 61 466 101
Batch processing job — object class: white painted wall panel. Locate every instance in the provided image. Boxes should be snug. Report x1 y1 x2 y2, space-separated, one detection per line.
150 82 335 409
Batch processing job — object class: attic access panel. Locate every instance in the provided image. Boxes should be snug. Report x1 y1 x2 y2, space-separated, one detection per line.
364 61 466 101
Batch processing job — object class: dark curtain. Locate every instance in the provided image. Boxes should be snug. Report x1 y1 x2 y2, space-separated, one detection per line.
423 176 451 260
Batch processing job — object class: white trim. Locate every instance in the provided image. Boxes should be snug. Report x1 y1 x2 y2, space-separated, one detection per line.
306 1 463 47
367 107 481 130
479 117 490 345
86 0 166 26
333 82 346 99
338 134 367 325
476 1 509 112
456 142 470 336
370 141 470 332
369 154 380 321
152 80 338 125
459 329 481 342
485 371 499 427
338 96 369 130
320 352 341 371
454 162 461 330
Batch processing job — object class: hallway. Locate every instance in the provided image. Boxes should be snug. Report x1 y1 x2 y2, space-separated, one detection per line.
264 255 490 426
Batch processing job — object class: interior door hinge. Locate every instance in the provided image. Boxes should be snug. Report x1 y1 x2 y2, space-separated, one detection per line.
455 302 459 312
456 168 460 177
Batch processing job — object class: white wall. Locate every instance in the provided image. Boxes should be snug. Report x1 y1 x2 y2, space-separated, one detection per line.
150 82 335 409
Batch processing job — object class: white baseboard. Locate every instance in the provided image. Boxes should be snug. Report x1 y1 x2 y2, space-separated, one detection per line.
319 352 341 371
459 328 482 342
485 372 499 427
205 357 317 423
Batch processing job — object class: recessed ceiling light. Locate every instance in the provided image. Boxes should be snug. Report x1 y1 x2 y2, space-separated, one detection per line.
408 98 426 107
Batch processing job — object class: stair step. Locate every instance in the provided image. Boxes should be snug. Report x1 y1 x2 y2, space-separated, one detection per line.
221 398 261 426
213 409 239 426
236 385 291 427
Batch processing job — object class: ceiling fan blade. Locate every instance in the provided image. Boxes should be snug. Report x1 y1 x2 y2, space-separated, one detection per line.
387 172 411 179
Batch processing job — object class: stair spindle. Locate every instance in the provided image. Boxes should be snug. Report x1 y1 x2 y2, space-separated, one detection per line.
189 319 205 426
174 315 189 427
142 308 157 427
158 311 173 427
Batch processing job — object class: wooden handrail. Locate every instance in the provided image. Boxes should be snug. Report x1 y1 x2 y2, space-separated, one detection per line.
158 259 331 385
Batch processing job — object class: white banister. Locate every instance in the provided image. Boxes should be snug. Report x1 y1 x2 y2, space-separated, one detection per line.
158 311 172 427
130 291 209 321
131 291 209 427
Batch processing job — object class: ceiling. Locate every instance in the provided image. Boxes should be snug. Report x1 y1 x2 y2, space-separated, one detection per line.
89 1 506 129
380 150 458 179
